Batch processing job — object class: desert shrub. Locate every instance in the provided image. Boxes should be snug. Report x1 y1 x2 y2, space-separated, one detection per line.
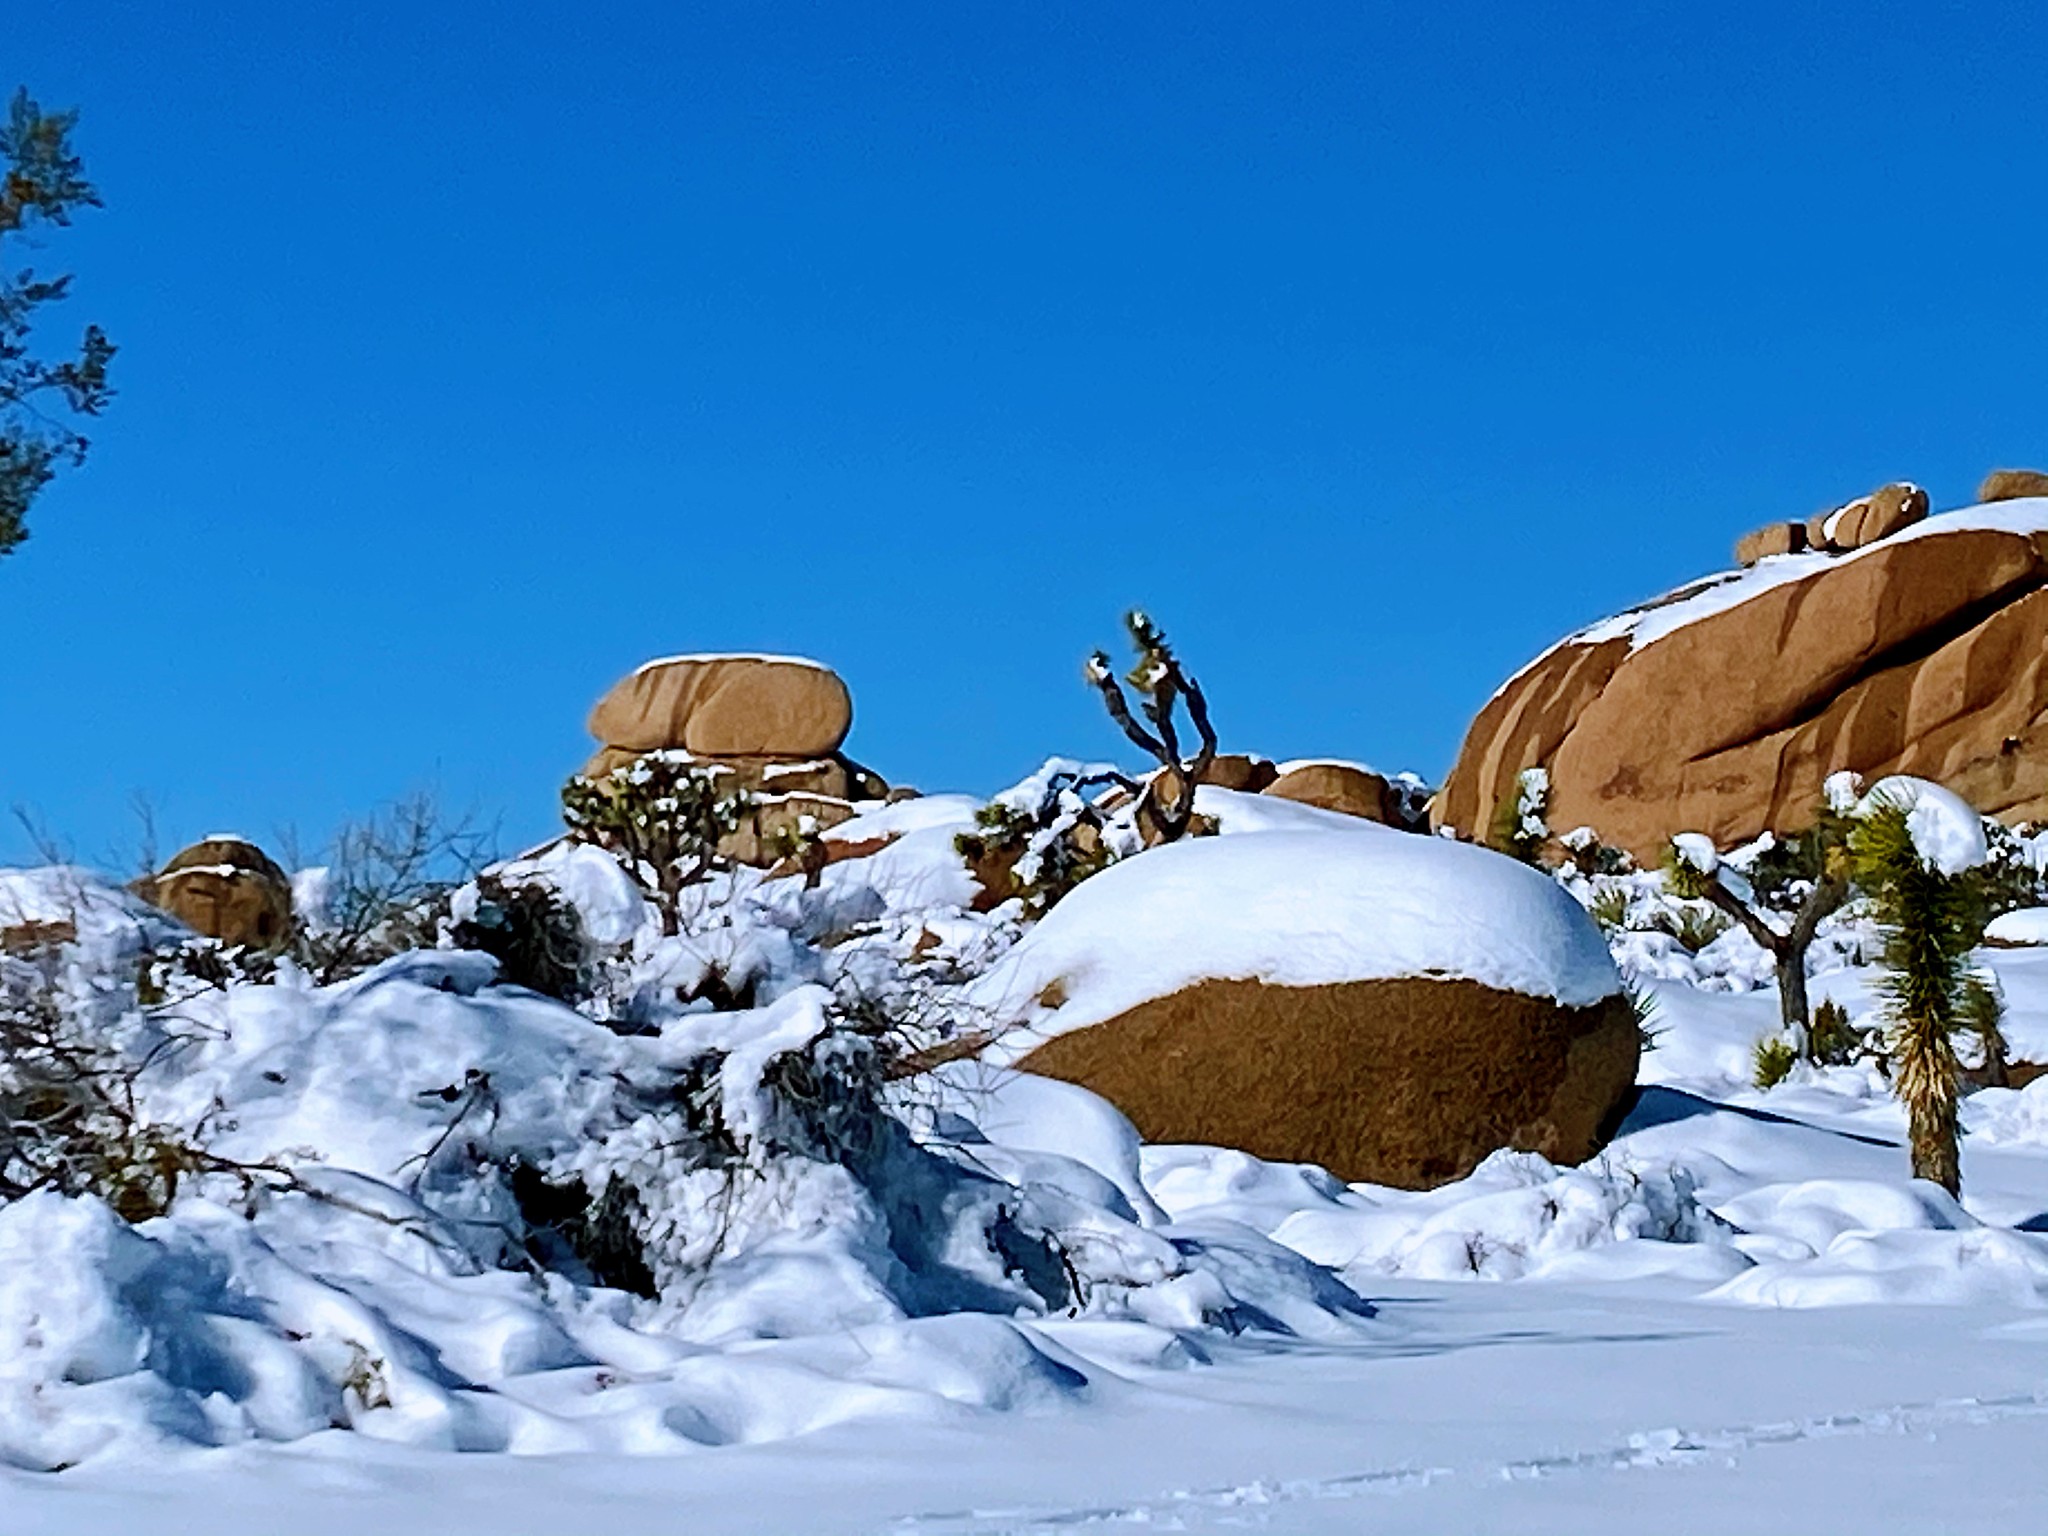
449 873 590 1002
1488 767 1550 864
1753 1035 1798 1090
954 768 1123 916
290 792 494 983
1808 997 1860 1067
1978 823 2046 919
0 941 239 1220
1586 884 1631 933
561 753 750 936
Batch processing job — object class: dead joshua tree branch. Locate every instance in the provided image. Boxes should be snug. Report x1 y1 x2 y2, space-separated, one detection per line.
1085 611 1218 844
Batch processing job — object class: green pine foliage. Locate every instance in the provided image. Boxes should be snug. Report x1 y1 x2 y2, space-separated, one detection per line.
1807 997 1860 1068
1849 798 1990 1196
2 88 114 558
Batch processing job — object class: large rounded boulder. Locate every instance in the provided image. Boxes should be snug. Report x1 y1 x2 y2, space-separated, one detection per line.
588 654 853 759
145 837 294 950
966 830 1637 1188
1436 497 2048 859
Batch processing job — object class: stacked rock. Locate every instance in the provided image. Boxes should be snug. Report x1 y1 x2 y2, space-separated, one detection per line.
580 654 890 865
1734 481 1928 567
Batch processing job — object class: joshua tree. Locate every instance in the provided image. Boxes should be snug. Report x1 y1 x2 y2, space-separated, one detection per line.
2 87 114 558
1084 611 1217 844
1849 786 1990 1197
1662 806 1852 1055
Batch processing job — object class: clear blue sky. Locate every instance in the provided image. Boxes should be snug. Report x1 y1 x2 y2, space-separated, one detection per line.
6 4 2047 866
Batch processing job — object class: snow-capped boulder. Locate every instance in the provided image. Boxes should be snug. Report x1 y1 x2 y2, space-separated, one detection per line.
587 653 853 758
143 836 294 950
1437 497 2048 859
1804 480 1927 553
965 831 1638 1189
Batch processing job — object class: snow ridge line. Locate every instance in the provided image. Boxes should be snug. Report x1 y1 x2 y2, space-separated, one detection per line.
889 1391 2048 1533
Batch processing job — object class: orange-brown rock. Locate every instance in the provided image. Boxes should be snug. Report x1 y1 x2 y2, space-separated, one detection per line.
721 792 858 868
1262 761 1397 822
1734 521 1807 566
1197 754 1280 793
589 656 852 758
576 749 890 804
1981 469 2048 504
147 837 294 950
1831 482 1928 549
1436 516 2048 859
1016 977 1641 1189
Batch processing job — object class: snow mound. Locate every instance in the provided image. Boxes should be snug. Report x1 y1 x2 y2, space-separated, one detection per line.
967 831 1621 1061
1857 775 1990 874
1987 907 2048 946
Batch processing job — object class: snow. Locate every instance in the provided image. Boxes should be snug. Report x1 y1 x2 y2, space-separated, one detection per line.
624 651 839 676
1857 773 1991 873
14 727 2048 1531
965 830 1622 1066
1671 831 1719 874
1987 906 2048 946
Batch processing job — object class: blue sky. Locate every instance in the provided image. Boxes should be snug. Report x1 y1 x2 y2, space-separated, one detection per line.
6 4 2047 866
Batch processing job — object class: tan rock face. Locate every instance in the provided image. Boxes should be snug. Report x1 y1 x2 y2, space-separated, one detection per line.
1735 521 1808 566
1262 762 1396 822
1197 754 1280 793
588 656 852 758
1016 976 1641 1189
1831 482 1928 549
148 838 294 950
1980 469 2048 504
1436 521 2048 859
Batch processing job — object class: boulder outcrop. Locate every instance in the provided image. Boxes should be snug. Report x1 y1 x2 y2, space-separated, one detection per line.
588 655 853 759
580 655 888 868
145 837 294 950
1437 498 2048 859
968 831 1637 1188
1020 977 1641 1188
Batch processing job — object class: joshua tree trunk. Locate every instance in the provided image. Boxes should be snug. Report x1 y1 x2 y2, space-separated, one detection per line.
1896 1023 1963 1195
1698 873 1847 1057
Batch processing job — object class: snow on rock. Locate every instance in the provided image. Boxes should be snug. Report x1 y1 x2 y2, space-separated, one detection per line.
967 830 1621 1062
1857 774 1991 874
1987 907 2048 946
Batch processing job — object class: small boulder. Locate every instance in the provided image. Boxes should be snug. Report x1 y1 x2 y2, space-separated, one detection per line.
1980 469 2048 505
588 655 852 758
147 837 294 950
1734 521 1808 566
1808 482 1928 552
1262 761 1397 823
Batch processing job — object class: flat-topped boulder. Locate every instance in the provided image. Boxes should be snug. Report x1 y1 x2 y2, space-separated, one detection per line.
588 654 852 759
1437 497 2048 858
968 831 1637 1188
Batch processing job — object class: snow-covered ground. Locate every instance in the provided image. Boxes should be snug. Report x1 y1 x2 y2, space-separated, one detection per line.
8 776 2048 1532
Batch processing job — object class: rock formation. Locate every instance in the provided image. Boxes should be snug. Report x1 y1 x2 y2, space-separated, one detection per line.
581 654 891 866
144 837 294 950
1439 493 2048 859
968 831 1638 1188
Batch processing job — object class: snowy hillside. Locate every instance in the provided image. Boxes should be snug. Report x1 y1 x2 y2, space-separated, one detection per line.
8 766 2048 1533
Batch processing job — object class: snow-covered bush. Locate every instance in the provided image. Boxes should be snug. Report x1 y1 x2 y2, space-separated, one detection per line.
561 752 750 936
